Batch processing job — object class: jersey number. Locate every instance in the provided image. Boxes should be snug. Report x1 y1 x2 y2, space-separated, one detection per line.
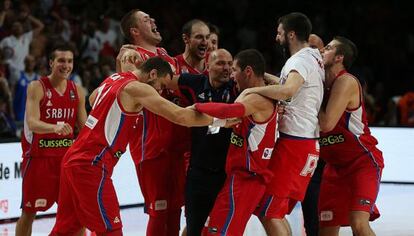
91 74 121 109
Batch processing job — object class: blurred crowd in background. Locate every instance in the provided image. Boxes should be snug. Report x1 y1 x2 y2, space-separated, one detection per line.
0 0 413 141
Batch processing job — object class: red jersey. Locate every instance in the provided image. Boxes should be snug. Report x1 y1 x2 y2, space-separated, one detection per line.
136 46 179 74
130 47 180 163
319 70 384 167
226 108 278 183
22 77 79 158
63 72 140 175
175 54 208 76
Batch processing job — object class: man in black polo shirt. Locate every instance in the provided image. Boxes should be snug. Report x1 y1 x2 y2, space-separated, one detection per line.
168 48 237 236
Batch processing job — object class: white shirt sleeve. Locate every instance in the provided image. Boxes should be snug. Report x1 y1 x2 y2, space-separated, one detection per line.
23 31 34 42
283 56 311 82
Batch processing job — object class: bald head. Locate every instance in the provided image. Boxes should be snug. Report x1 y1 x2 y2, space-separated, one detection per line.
309 34 324 50
208 48 232 63
208 49 233 87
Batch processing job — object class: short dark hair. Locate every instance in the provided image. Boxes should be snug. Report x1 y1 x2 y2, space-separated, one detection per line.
334 36 358 69
234 49 266 77
208 23 220 37
49 43 75 60
139 57 173 79
120 9 140 42
182 19 208 36
278 12 312 42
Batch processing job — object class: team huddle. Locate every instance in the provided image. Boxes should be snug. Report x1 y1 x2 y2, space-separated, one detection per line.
16 10 383 236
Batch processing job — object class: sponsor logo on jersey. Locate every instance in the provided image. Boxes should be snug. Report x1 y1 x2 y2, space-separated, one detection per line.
181 66 188 74
70 90 76 100
320 210 333 221
154 200 167 211
262 148 274 159
198 93 205 100
85 115 98 129
114 150 123 159
46 100 53 106
230 132 244 148
318 134 345 146
35 199 47 208
39 138 73 148
25 201 32 208
208 227 218 234
359 199 371 206
113 216 120 224
46 89 52 99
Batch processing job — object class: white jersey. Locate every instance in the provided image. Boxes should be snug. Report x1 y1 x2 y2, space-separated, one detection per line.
279 47 324 138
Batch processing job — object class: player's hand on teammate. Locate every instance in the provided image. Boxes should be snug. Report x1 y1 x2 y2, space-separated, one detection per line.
239 87 257 97
54 123 73 136
264 72 280 85
117 45 144 66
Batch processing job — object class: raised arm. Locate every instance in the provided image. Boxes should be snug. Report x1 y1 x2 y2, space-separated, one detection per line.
125 81 212 127
319 75 359 132
27 14 44 37
26 81 72 135
243 71 304 101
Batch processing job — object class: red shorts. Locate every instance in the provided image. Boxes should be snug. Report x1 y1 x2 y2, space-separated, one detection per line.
319 159 382 227
21 156 62 213
267 137 319 200
136 151 185 217
50 163 122 235
203 172 266 236
257 137 319 219
254 194 298 219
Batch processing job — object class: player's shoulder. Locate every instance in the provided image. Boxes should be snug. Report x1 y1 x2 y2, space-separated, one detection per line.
27 79 43 90
123 80 153 94
337 72 358 84
334 73 359 91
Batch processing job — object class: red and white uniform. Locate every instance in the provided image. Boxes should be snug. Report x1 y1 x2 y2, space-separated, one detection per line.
258 47 325 219
51 72 140 234
319 70 383 226
130 46 186 216
204 109 278 236
175 54 208 76
21 76 78 213
130 46 178 163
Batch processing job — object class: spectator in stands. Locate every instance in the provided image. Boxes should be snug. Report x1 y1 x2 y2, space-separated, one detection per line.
207 23 219 54
0 71 15 138
96 15 119 58
397 90 414 126
13 54 39 121
0 5 43 87
0 0 16 33
79 20 101 63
